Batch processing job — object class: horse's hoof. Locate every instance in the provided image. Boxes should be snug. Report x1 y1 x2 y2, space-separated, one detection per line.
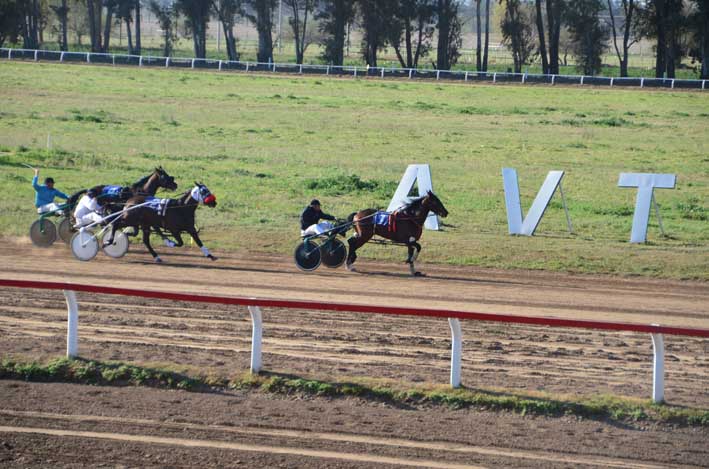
208 255 218 261
154 257 163 264
413 271 425 277
345 264 357 272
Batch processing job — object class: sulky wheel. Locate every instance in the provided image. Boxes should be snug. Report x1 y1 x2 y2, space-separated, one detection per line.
320 239 347 268
70 230 99 261
57 217 74 244
102 230 129 259
294 240 322 272
29 219 57 247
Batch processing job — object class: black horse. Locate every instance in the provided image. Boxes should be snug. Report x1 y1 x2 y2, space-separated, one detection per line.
66 167 178 215
107 182 218 263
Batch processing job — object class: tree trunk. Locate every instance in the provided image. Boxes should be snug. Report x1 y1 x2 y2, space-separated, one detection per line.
405 21 413 68
546 0 561 75
654 0 666 78
61 0 68 51
476 0 482 71
333 2 346 65
126 19 133 54
86 0 97 51
436 0 450 70
103 4 114 52
135 0 141 55
483 0 490 70
535 0 548 74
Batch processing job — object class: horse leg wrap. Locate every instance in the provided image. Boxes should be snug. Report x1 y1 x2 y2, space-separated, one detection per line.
164 239 176 248
200 246 211 257
409 262 416 276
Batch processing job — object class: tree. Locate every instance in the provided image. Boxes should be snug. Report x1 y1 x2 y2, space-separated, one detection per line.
534 0 565 74
483 0 490 70
68 0 89 45
317 0 355 65
175 0 210 58
476 0 482 70
606 0 639 77
499 0 536 73
134 0 141 54
19 0 42 49
211 0 242 61
387 0 435 68
244 0 276 63
50 0 69 51
0 0 22 48
435 0 462 70
687 0 709 78
358 0 392 67
148 0 176 56
564 0 608 75
85 0 102 52
284 0 316 64
638 0 685 78
114 0 135 54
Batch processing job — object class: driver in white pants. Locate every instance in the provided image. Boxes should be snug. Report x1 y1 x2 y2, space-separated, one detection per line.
73 191 105 227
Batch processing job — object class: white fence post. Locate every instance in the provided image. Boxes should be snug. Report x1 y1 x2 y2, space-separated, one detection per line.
7 49 10 59
551 74 555 85
327 65 330 75
651 332 665 403
436 70 440 80
671 79 675 89
410 69 414 79
191 58 195 69
245 62 250 72
86 53 90 63
59 51 64 62
112 55 115 66
640 77 644 88
63 290 78 358
448 318 462 388
702 80 706 90
299 64 303 74
139 56 143 67
248 306 263 373
610 77 614 87
353 67 357 77
580 76 584 86
493 72 496 83
381 67 385 78
521 73 526 84
218 60 223 71
166 57 170 68
273 63 276 72
34 50 38 61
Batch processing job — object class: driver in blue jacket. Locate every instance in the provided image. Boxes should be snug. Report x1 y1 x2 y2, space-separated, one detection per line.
32 169 69 214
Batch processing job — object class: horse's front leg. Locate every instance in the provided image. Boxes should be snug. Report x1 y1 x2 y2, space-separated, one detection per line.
187 229 217 261
103 222 118 247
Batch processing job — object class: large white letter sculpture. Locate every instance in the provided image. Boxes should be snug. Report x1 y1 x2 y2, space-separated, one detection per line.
388 164 439 230
502 168 572 236
618 173 676 243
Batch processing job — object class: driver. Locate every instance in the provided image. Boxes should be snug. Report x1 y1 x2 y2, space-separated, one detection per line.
73 189 105 227
300 199 336 236
32 168 69 214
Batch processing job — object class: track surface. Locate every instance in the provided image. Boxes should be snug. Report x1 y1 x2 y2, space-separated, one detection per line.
1 238 708 467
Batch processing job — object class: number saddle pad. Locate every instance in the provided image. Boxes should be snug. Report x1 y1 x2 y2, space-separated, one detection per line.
144 197 170 217
374 211 398 231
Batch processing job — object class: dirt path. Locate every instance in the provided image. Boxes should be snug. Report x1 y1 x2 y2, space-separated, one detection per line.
0 381 706 468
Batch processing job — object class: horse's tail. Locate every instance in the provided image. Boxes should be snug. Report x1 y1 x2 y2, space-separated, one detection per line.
346 212 357 223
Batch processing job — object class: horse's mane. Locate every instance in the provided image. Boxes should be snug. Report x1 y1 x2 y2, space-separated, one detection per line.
403 194 427 211
131 174 151 189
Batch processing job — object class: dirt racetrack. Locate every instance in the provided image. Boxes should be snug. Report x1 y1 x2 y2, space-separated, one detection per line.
1 238 708 467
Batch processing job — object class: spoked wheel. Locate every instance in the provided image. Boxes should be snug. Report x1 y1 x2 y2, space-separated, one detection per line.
29 219 57 247
57 217 74 244
71 230 99 261
101 230 129 259
320 239 347 268
294 240 322 272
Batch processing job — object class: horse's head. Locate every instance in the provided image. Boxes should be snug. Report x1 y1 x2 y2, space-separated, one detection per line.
190 182 217 208
424 190 448 218
155 166 178 191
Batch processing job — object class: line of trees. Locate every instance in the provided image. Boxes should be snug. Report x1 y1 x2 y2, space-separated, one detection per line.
0 1 707 77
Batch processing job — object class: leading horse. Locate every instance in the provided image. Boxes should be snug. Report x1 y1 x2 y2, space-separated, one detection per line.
345 191 449 276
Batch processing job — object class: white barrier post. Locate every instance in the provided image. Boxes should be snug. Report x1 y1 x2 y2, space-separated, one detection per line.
410 69 414 79
610 77 614 87
63 290 78 358
326 65 330 75
702 80 706 90
671 79 675 89
248 306 263 373
245 62 250 72
86 53 90 63
580 76 584 86
551 74 555 85
448 319 462 388
353 67 357 77
640 77 644 88
464 71 468 81
34 50 38 61
112 55 115 66
7 49 10 59
493 72 496 83
299 64 303 74
381 68 385 78
273 63 276 72
436 70 440 80
166 57 170 68
139 56 143 67
651 331 665 403
191 58 195 69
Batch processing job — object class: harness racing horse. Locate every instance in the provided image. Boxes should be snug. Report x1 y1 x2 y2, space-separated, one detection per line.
345 191 449 276
107 182 218 263
66 166 178 216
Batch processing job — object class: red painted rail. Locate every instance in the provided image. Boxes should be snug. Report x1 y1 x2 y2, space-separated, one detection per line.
1 278 708 338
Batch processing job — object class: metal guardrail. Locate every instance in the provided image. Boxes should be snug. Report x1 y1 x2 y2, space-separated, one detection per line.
1 47 707 90
1 278 708 403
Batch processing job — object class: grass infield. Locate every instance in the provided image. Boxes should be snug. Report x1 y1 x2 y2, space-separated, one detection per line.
0 61 707 279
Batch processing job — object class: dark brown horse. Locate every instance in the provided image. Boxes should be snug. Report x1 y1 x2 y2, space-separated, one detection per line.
106 183 217 263
345 191 449 276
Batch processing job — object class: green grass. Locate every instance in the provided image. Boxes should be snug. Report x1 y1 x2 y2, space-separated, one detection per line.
2 357 707 427
0 61 707 279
